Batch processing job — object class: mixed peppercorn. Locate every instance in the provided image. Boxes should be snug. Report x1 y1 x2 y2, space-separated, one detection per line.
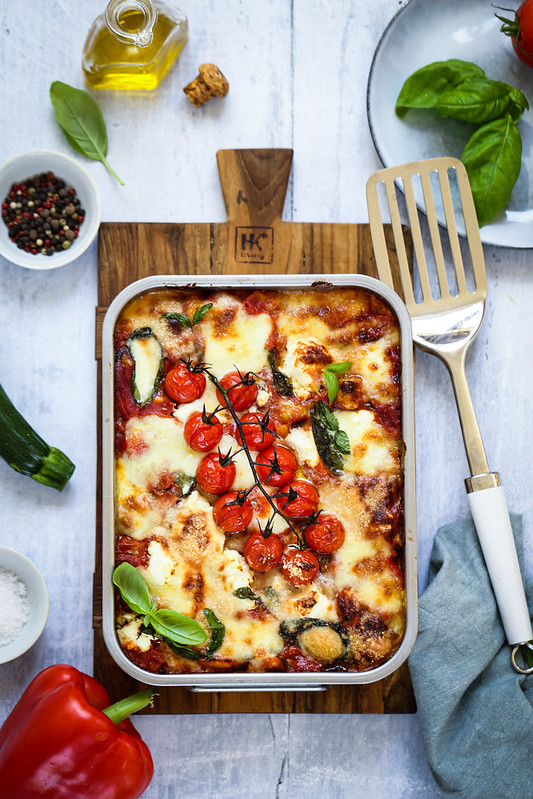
1 171 85 256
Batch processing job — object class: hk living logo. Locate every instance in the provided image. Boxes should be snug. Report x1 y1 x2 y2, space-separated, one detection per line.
235 227 274 264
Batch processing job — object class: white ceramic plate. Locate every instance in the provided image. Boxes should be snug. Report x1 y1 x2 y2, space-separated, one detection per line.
367 0 533 248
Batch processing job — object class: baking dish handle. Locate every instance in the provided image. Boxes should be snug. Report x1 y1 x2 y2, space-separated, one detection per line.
466 482 532 649
189 685 327 693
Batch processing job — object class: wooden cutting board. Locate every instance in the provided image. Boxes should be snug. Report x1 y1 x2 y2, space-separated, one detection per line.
93 148 416 714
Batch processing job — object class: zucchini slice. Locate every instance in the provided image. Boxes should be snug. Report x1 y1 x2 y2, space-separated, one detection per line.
126 327 163 407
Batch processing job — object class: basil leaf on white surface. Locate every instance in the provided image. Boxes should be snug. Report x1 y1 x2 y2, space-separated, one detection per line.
50 80 123 184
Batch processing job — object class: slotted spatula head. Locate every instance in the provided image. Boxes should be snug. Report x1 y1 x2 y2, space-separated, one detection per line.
366 156 487 320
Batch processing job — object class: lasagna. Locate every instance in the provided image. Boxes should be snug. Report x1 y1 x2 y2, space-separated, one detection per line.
112 286 406 674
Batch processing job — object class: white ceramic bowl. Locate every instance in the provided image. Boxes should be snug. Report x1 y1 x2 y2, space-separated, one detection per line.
0 546 49 663
0 150 101 270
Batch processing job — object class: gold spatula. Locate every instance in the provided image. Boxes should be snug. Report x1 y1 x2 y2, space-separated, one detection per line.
366 156 532 672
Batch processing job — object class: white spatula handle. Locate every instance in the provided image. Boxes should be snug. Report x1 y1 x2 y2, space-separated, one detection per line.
467 483 532 645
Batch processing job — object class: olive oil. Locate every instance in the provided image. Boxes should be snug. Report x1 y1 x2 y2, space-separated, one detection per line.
82 0 188 91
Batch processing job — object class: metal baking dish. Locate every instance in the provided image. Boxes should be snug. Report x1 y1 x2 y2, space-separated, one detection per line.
101 273 417 690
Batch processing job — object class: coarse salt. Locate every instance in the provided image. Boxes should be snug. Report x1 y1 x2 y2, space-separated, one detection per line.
0 566 29 647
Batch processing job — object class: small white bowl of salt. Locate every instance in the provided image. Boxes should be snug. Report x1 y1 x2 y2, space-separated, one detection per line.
0 546 49 664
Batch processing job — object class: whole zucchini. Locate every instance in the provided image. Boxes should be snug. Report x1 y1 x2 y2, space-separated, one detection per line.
0 382 75 491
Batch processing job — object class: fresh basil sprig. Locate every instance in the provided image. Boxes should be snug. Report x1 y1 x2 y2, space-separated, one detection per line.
395 59 529 226
323 361 352 405
310 401 351 475
113 562 207 648
50 81 123 185
164 303 213 329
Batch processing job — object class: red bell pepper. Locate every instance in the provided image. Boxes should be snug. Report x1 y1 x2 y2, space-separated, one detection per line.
0 663 154 798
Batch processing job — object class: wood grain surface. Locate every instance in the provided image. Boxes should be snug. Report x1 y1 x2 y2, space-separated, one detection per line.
94 148 415 714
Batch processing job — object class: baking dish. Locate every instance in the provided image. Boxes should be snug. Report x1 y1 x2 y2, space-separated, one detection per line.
101 273 417 690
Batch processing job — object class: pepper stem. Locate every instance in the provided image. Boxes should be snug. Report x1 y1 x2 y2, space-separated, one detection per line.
102 688 155 725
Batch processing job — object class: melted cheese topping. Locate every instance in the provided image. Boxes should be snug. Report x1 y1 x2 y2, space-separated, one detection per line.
334 409 400 475
113 287 406 673
202 294 273 378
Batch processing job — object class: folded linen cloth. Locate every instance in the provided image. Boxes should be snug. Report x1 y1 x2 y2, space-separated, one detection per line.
408 514 533 799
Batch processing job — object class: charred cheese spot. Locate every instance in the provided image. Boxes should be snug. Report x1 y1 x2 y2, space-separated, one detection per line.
202 293 273 378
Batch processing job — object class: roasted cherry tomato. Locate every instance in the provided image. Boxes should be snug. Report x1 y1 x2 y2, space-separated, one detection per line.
164 362 206 403
255 445 298 487
243 531 283 572
196 452 236 494
303 513 345 553
236 412 277 451
216 371 258 411
213 491 253 533
498 1 533 67
281 548 320 586
183 411 223 452
275 479 319 519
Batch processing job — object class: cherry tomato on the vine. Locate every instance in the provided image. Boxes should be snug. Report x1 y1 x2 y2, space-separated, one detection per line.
164 362 206 403
303 513 345 554
255 445 298 487
281 548 320 586
183 411 223 452
498 1 533 67
243 531 283 572
196 452 236 494
216 371 258 412
236 412 277 451
275 479 319 519
213 491 253 533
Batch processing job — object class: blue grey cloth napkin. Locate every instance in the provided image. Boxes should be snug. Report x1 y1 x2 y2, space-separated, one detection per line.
408 514 533 799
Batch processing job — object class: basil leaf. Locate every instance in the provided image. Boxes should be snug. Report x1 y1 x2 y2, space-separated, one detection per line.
462 116 522 227
233 587 260 601
267 351 294 396
334 429 351 455
203 608 225 657
310 401 348 475
49 81 123 185
149 608 207 645
396 59 486 117
507 85 529 121
162 637 203 660
435 78 525 124
174 471 196 497
164 312 192 328
324 369 339 406
112 562 152 616
192 303 213 326
324 361 352 375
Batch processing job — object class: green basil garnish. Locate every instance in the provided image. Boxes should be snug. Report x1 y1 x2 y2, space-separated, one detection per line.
112 563 207 653
323 361 352 405
310 401 350 475
203 608 225 657
50 81 123 184
164 303 213 330
113 562 152 616
268 350 294 396
233 586 260 601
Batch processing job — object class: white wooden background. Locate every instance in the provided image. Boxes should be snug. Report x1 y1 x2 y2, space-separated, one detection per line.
1 1 531 797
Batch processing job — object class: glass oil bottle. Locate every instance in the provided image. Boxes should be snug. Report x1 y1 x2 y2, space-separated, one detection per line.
82 0 188 91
